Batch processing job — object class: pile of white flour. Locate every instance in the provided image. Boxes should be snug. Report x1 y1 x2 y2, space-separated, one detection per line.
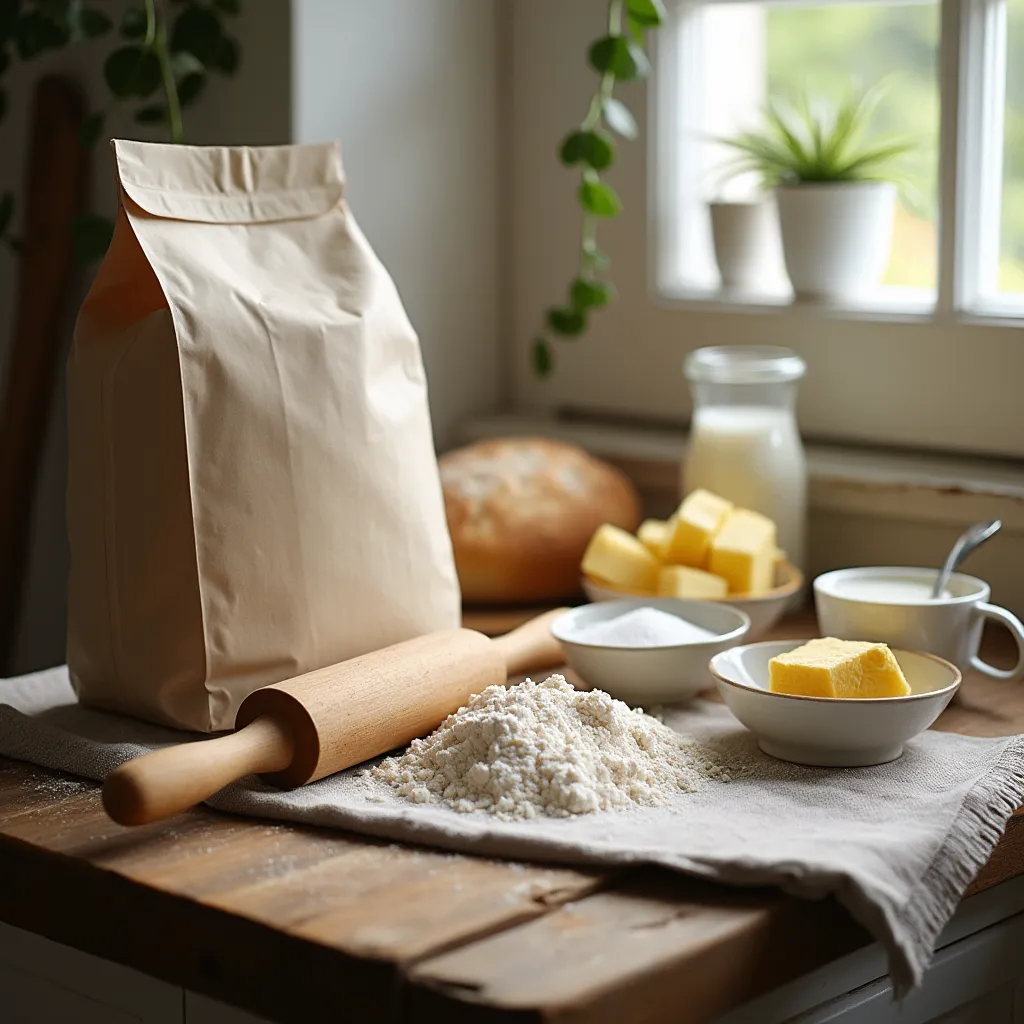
368 674 730 820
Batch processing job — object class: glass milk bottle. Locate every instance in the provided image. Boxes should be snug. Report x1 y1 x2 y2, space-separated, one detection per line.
683 346 807 571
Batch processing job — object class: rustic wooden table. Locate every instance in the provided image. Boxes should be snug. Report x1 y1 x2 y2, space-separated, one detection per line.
0 616 1021 1024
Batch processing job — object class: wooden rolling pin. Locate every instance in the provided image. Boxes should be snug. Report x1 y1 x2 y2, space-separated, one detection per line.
103 609 567 826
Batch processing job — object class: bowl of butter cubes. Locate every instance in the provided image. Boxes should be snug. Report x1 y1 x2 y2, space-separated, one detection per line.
581 489 803 639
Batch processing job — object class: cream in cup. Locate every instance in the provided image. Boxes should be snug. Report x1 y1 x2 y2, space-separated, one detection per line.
814 567 1024 680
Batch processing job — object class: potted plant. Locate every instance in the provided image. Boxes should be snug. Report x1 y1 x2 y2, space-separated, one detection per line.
718 84 914 303
707 196 784 295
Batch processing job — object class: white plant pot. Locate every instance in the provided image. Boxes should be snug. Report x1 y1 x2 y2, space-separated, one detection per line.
775 182 896 302
708 198 782 293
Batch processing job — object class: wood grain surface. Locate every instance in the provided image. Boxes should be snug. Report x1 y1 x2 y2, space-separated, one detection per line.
0 614 1021 1023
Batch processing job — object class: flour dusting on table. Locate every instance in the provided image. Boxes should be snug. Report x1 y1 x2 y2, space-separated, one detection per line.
368 674 730 820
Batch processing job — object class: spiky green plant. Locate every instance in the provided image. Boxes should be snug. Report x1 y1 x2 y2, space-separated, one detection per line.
718 83 915 188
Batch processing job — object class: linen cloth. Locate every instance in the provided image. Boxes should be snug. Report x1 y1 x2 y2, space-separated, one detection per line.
1 665 1022 995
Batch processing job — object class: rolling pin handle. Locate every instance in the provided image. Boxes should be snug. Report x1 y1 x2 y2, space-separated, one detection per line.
489 607 569 676
102 715 294 826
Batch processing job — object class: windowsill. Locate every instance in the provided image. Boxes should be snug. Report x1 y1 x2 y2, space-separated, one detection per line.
457 412 1024 530
657 283 939 322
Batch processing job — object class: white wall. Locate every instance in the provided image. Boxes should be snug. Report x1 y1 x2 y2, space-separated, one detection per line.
291 0 501 448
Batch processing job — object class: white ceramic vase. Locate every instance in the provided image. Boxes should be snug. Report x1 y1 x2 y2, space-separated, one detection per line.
774 181 896 302
708 198 781 293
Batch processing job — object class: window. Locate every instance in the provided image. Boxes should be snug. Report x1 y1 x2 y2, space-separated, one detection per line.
668 0 941 300
508 2 1024 457
999 0 1024 295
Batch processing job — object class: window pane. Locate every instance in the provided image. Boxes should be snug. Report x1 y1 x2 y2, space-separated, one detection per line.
765 2 940 290
1001 0 1024 292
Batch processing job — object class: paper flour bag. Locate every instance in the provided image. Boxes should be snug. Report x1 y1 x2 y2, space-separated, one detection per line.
67 140 460 732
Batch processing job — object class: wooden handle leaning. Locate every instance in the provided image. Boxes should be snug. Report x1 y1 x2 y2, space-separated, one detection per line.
490 607 568 676
102 716 294 826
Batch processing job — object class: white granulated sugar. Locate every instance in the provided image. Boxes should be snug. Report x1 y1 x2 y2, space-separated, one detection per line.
573 607 716 647
369 674 729 820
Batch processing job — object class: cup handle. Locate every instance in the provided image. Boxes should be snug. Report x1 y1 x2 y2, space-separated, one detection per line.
971 603 1024 680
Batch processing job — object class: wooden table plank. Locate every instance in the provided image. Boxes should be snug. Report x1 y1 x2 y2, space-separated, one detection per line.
0 762 606 1022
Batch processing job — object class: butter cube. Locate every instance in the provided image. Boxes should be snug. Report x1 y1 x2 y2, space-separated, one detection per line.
657 565 728 600
637 519 671 558
581 524 659 593
769 638 911 699
708 509 776 594
664 489 734 567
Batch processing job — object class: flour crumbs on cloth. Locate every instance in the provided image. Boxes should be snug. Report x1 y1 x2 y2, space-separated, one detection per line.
368 674 731 819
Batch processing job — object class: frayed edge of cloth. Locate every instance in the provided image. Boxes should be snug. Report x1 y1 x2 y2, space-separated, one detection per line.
888 735 1024 996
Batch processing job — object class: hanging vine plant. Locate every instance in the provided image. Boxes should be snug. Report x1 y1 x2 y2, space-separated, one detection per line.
532 0 664 378
0 0 243 264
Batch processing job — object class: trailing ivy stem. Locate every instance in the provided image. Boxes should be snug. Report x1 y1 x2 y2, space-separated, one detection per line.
148 0 184 144
578 0 623 280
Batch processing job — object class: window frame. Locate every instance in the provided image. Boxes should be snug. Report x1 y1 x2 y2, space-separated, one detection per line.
507 0 1024 458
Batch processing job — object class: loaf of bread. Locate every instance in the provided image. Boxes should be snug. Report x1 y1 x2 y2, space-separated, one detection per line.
440 438 642 604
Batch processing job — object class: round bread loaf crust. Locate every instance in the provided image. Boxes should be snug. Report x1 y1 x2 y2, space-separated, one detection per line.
440 437 642 604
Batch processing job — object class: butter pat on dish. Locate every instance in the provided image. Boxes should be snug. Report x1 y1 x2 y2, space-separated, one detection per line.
708 509 776 594
658 565 728 599
664 489 733 567
769 637 911 699
581 524 660 593
637 519 671 558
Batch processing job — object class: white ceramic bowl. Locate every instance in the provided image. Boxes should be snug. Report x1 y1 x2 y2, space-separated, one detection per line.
551 599 750 706
581 560 803 640
710 640 962 767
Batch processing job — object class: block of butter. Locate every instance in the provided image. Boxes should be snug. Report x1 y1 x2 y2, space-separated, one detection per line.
664 489 733 567
637 519 671 558
582 524 659 593
708 509 776 594
769 637 911 699
658 565 728 600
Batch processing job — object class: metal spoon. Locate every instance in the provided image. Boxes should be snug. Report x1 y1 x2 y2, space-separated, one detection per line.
932 519 1002 598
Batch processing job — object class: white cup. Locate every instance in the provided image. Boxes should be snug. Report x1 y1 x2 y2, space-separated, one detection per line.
814 566 1024 680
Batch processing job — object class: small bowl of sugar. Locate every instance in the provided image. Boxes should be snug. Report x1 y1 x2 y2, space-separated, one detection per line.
551 599 750 706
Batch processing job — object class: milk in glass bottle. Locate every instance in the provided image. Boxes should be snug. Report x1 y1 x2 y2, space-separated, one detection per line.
683 346 807 570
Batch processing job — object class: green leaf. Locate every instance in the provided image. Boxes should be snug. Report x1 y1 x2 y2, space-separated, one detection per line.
70 212 114 264
120 7 147 39
559 129 614 170
14 9 67 58
213 0 240 13
78 110 104 147
588 35 649 81
602 97 637 139
547 307 586 336
577 177 621 217
76 7 112 39
170 50 204 77
532 338 553 378
570 278 613 311
170 5 222 65
0 191 13 238
134 103 166 124
211 33 238 73
177 71 206 106
626 0 665 27
0 1 19 46
104 45 161 98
